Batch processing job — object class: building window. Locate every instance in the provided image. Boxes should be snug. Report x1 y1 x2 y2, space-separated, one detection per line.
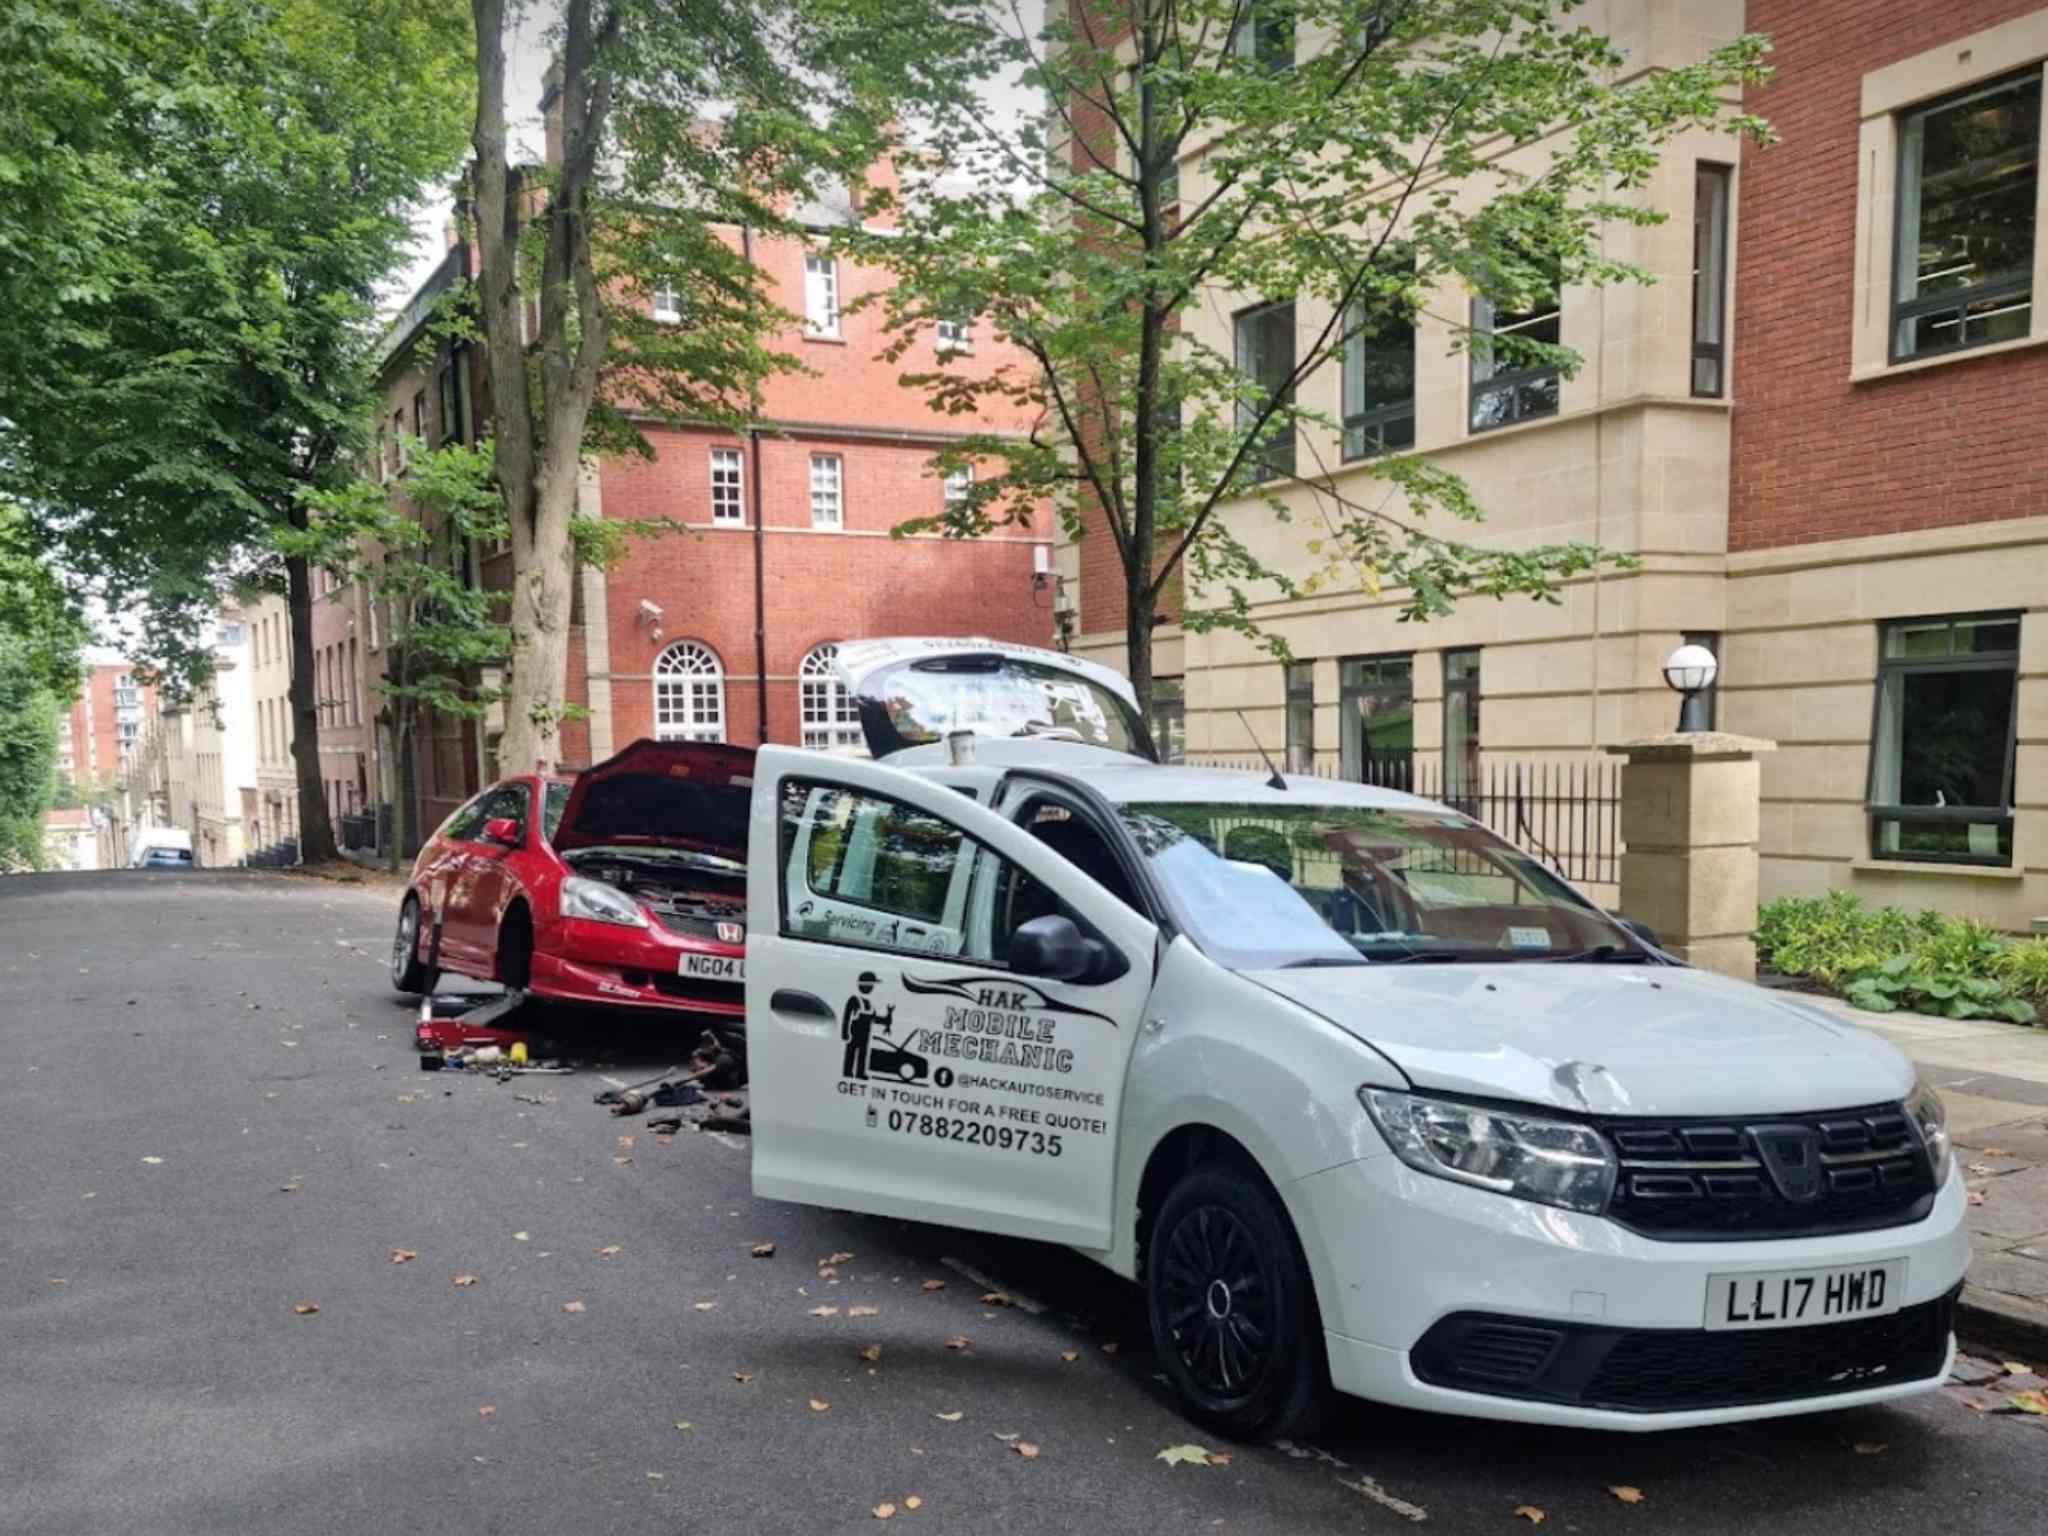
1228 2 1294 72
1339 654 1414 785
1692 165 1731 397
437 354 468 445
392 411 407 473
1868 613 2019 865
1151 675 1186 764
653 640 726 743
710 447 745 526
1892 72 2040 363
1470 270 1561 432
652 280 683 325
1283 661 1315 772
936 314 972 352
803 252 840 338
1443 648 1481 803
412 388 429 442
799 644 865 753
1342 272 1416 459
943 465 973 512
1234 300 1296 482
1681 630 1720 730
810 453 844 529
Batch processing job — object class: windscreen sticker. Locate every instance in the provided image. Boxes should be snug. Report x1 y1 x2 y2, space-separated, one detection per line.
1506 926 1553 950
831 969 1112 1159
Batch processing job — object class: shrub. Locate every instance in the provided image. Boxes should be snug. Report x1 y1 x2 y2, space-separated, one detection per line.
1757 896 2038 1025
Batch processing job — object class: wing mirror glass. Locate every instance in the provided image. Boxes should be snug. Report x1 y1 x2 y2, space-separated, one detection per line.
1009 914 1097 982
482 816 521 847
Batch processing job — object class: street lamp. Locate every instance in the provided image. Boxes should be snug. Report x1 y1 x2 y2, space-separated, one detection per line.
1662 643 1718 733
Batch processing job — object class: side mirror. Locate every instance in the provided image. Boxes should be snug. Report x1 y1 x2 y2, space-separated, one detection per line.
481 816 521 847
1010 914 1095 983
1615 916 1660 950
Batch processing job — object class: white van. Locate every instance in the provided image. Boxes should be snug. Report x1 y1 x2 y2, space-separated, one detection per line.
744 640 1967 1440
130 827 194 869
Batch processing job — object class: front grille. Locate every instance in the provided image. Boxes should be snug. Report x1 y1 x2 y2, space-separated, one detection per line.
1413 1289 1956 1413
1598 1103 1935 1240
649 908 743 944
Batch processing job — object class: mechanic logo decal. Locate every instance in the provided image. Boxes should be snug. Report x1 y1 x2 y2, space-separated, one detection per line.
831 969 1111 1159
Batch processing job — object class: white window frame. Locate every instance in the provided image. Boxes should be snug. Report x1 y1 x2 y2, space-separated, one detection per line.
710 447 745 526
799 643 866 754
652 280 683 325
809 453 844 530
803 251 841 338
943 464 973 512
652 640 726 743
936 314 973 353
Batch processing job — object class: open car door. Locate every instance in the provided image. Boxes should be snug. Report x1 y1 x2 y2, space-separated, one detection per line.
746 746 1159 1250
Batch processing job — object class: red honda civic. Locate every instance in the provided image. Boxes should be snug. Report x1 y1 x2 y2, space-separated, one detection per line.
389 739 753 1023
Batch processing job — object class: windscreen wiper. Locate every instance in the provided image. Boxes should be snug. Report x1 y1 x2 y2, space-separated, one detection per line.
1539 944 1653 963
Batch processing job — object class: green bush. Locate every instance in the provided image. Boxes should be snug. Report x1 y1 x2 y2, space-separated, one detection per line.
1757 894 2038 1026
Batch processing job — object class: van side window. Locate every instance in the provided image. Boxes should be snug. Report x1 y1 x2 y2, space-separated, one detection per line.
782 779 989 957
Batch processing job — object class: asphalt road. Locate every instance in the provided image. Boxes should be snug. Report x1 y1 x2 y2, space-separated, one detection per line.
3 870 2044 1536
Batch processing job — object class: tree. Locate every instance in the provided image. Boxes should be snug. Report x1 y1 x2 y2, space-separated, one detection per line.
466 0 918 771
290 439 508 867
844 0 1771 742
0 505 86 870
0 0 474 862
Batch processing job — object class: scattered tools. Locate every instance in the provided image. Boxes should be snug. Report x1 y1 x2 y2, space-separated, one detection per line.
593 1066 681 1111
609 1057 724 1117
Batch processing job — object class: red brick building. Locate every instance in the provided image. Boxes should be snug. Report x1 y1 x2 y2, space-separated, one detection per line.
58 662 154 793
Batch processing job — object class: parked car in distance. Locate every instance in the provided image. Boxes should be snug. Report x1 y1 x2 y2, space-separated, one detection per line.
743 638 1969 1442
130 828 193 868
390 739 753 1024
136 846 194 869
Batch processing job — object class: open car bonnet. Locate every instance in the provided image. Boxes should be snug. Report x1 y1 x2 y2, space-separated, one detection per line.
830 637 1150 761
1248 962 1916 1118
550 738 754 860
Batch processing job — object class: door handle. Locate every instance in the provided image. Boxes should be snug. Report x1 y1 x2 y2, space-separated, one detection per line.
771 989 834 1020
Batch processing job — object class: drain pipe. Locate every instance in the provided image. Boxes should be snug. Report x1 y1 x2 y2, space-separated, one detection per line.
742 222 769 745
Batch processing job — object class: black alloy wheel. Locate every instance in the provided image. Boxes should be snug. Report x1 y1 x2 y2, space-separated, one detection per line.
391 895 436 994
1147 1164 1328 1441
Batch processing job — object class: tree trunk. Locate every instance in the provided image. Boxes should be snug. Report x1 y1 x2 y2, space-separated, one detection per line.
286 553 339 863
1125 560 1156 761
501 469 577 774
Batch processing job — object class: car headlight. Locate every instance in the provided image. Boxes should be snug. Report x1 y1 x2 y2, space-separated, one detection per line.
560 876 649 928
1906 1076 1952 1186
1359 1088 1617 1215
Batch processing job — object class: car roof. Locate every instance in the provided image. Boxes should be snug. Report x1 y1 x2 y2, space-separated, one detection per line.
1054 762 1443 813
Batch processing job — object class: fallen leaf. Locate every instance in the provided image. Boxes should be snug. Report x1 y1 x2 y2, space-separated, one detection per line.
513 1231 530 1242
1968 1162 1995 1175
933 1411 964 1422
613 1156 633 1166
810 1305 841 1317
810 1397 830 1412
646 1472 664 1482
944 1335 971 1351
824 1251 855 1266
919 1279 946 1292
617 1135 635 1149
1060 1349 1079 1363
1210 1453 1232 1467
2010 1390 2048 1415
1156 1443 1216 1467
390 1248 417 1264
1968 1190 1987 1206
980 1291 1013 1307
818 1266 840 1281
47 1278 66 1286
141 1156 164 1165
279 1182 301 1194
2003 1361 2032 1375
752 1241 777 1258
478 1405 496 1419
453 1273 480 1287
991 1432 1019 1443
1100 1341 1119 1356
1609 1486 1644 1505
1513 1506 1546 1526
597 1245 623 1259
873 1503 896 1521
849 1305 880 1318
562 1300 586 1313
694 1301 718 1312
1015 1441 1040 1459
733 1371 755 1384
857 1344 883 1363
674 1421 694 1432
904 1496 923 1511
293 1302 319 1315
1983 1146 2007 1157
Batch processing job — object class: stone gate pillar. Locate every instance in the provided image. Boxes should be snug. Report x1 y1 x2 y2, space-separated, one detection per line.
1603 732 1777 982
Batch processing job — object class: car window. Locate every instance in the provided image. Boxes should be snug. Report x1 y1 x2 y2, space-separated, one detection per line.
484 783 532 837
543 782 572 840
442 791 494 843
780 779 997 959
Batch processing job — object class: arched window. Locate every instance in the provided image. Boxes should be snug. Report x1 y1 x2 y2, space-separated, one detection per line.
799 644 865 754
653 640 725 742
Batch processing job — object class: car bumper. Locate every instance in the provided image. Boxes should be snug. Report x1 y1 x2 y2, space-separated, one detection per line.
530 919 744 1020
1290 1154 1971 1429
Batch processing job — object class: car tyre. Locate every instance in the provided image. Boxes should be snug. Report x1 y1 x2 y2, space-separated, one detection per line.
497 905 534 992
1146 1163 1329 1443
391 894 437 995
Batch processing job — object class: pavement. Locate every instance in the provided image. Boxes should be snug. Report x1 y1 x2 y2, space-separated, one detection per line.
5 869 2048 1536
1802 995 2048 1359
